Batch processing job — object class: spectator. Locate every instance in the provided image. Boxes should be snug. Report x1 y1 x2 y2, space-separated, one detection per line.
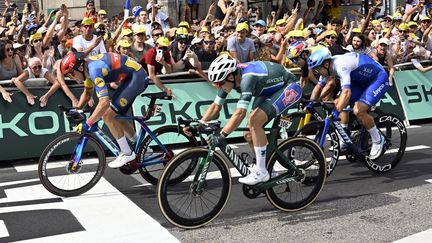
215 0 231 21
84 0 97 23
323 30 349 55
417 15 431 39
27 32 54 72
13 43 27 68
146 28 164 47
196 35 218 69
170 33 200 72
346 34 373 56
251 19 266 37
131 27 152 62
188 0 200 20
147 0 174 31
97 10 107 23
227 22 256 63
371 37 395 85
141 36 173 95
72 18 106 56
0 40 22 80
116 39 133 57
12 57 60 106
132 7 152 38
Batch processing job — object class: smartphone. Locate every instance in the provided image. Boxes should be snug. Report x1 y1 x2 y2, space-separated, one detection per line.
156 49 163 58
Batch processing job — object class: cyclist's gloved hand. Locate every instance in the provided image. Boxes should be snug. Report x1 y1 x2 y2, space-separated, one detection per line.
330 109 340 121
75 121 92 134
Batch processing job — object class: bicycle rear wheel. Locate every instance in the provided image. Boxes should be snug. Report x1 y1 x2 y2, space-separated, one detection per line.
363 114 407 173
294 121 340 175
266 137 326 211
138 125 198 185
38 133 106 197
157 147 231 229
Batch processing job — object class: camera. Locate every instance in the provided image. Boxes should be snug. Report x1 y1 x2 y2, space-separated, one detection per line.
95 28 106 37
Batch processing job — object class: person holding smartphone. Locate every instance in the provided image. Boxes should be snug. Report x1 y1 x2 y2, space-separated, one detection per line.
140 36 173 96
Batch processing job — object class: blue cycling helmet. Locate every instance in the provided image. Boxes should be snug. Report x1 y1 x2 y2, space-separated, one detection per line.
132 6 143 17
307 47 332 69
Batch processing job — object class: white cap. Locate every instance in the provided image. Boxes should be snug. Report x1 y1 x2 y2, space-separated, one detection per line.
13 43 25 49
378 37 390 45
191 37 202 45
37 26 48 34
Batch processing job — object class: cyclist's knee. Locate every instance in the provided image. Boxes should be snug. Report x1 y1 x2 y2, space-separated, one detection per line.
353 103 368 117
248 109 268 128
244 131 252 142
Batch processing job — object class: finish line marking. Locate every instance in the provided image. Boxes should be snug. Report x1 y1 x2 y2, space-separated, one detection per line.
393 228 432 243
0 220 9 238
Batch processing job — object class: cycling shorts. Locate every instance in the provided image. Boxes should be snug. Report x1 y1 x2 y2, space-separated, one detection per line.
252 82 302 119
110 68 148 115
349 70 389 107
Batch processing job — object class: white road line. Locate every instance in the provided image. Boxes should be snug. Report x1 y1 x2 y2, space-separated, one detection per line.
425 179 432 183
0 177 179 243
393 228 432 243
0 220 9 238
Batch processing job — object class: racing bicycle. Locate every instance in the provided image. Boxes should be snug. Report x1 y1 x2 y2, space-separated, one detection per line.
157 116 327 229
294 102 407 174
38 92 197 197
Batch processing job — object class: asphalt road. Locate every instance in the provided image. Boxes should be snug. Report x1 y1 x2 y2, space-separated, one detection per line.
1 123 432 243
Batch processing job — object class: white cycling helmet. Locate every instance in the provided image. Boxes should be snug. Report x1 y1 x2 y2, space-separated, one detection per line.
208 55 237 83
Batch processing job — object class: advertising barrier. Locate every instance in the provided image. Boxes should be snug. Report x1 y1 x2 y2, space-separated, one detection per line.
394 70 432 121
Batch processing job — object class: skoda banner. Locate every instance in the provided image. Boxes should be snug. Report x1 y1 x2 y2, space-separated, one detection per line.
394 70 432 120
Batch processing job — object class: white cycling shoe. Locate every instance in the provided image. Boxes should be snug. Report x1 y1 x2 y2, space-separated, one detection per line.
369 135 385 160
108 152 136 168
239 169 269 185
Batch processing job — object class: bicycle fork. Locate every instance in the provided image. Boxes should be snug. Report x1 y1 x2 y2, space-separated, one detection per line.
191 146 216 194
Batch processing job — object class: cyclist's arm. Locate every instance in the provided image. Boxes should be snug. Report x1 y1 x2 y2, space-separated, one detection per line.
87 96 110 124
335 88 351 111
220 107 246 135
76 85 94 109
201 89 227 121
310 76 329 102
320 76 337 100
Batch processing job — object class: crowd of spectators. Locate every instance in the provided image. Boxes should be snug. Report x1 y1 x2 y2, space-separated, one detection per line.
2 0 432 106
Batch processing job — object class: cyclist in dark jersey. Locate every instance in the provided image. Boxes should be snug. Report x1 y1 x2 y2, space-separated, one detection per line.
197 55 302 185
60 52 149 168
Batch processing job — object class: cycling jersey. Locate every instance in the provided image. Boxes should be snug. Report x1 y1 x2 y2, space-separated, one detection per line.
84 52 149 114
214 61 301 118
318 52 389 107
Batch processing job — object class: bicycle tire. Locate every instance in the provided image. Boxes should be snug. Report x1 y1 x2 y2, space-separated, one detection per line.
363 114 407 173
38 133 106 197
138 125 198 185
157 147 231 229
266 137 326 211
294 120 340 176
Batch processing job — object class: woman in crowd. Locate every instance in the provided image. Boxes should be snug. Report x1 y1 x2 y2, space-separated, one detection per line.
0 40 23 81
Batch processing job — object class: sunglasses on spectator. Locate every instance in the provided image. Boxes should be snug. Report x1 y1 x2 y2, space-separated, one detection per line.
153 32 163 37
33 39 42 43
326 35 336 39
83 25 93 28
31 65 42 70
178 40 187 44
158 47 168 51
385 19 392 22
6 47 14 52
400 30 409 34
204 40 215 45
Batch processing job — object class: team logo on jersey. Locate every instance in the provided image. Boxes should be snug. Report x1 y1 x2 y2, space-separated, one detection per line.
89 53 104 60
94 78 105 88
119 98 128 107
282 89 299 106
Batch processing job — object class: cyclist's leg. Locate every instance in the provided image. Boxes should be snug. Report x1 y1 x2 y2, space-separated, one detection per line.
108 70 148 167
354 71 389 158
244 96 267 151
255 83 302 168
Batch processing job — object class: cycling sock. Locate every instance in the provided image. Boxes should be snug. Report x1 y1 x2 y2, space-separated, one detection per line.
117 136 132 155
254 146 267 173
368 126 381 144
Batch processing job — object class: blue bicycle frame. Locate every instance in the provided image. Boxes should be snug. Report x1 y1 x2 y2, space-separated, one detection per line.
70 115 171 168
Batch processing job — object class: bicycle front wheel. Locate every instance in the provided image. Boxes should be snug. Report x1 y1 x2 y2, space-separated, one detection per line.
38 133 106 197
138 125 198 185
157 147 231 229
266 137 326 211
294 120 340 176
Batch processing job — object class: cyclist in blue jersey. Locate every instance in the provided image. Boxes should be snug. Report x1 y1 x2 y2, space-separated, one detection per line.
191 55 302 185
307 48 389 159
60 51 149 168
